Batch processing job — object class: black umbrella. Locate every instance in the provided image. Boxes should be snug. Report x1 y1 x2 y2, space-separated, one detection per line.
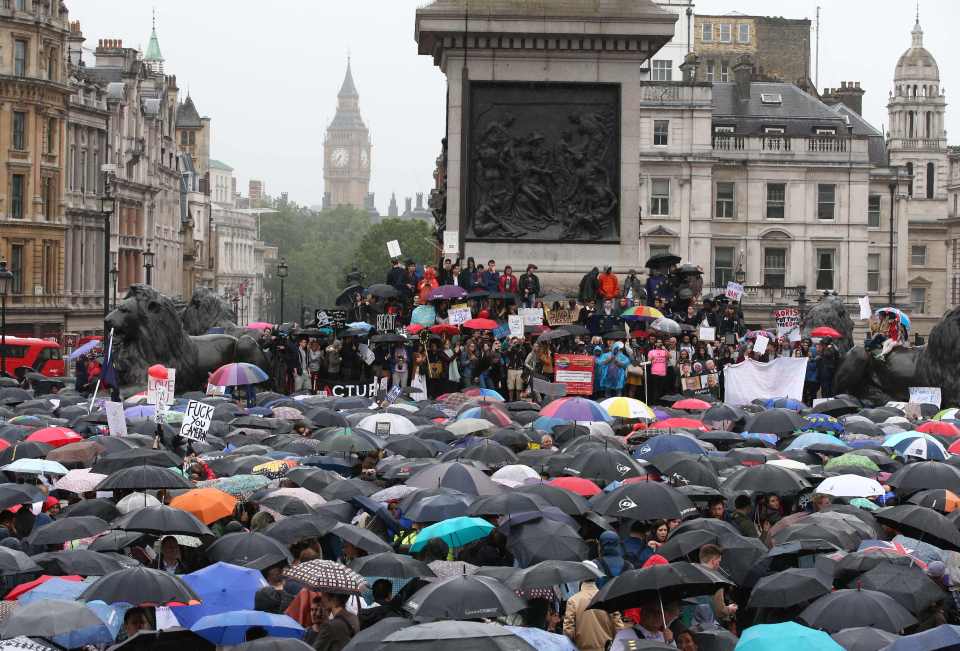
845 563 946 614
469 492 549 517
110 628 216 650
875 505 960 551
79 566 200 605
331 523 393 554
458 440 518 470
25 515 110 547
0 442 52 466
321 478 380 501
0 598 106 640
383 436 440 459
647 453 720 488
262 514 339 545
32 549 136 576
513 483 588 516
746 568 832 609
367 284 400 298
535 329 570 344
888 462 960 496
0 545 40 575
815 398 862 417
505 518 588 566
594 482 697 521
507 559 602 589
314 428 384 454
745 408 807 435
830 628 900 651
284 467 344 493
406 462 502 496
380 621 535 651
60 498 120 521
343 617 413 651
646 253 681 268
692 628 739 651
404 575 526 621
350 553 436 579
721 464 809 495
702 404 746 423
657 529 723 562
404 493 473 523
91 448 182 475
257 494 314 516
558 447 645 484
95 466 191 491
205 531 293 566
588 562 731 612
0 483 43 511
113 505 213 538
88 530 147 553
798 588 917 633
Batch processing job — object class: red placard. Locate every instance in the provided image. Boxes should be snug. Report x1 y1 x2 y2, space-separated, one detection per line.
554 354 595 396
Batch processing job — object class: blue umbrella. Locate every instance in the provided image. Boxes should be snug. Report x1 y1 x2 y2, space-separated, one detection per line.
785 432 849 452
19 577 98 604
67 339 100 360
347 321 375 332
505 626 577 651
191 610 304 645
885 624 960 651
762 397 806 411
632 434 705 460
173 562 268 628
738 622 841 651
742 432 780 445
531 416 569 433
801 413 844 434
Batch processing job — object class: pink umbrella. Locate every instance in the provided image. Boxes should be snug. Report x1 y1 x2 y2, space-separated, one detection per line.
245 321 274 330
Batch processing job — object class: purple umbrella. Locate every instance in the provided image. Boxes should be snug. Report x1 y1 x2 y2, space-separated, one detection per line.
209 363 269 387
124 405 156 419
427 285 468 301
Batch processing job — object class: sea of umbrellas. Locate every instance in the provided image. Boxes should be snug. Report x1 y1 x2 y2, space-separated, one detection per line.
3 380 960 650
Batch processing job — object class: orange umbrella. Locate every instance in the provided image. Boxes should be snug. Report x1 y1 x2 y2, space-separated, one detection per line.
169 488 237 525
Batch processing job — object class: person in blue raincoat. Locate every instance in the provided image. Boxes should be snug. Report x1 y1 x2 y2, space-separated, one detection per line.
597 342 630 398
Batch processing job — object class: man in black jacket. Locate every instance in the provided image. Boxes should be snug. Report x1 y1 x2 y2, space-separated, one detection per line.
385 259 405 293
579 267 600 303
518 264 541 308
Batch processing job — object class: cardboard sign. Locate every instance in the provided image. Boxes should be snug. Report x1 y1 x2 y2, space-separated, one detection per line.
554 354 595 396
179 400 214 443
725 282 744 302
443 231 459 256
699 327 716 342
316 309 347 330
387 240 402 259
358 343 376 366
859 296 872 320
545 306 576 326
448 304 472 326
508 315 524 338
147 369 176 406
154 401 169 425
206 383 226 397
774 308 801 330
376 313 397 333
103 400 127 437
753 335 770 355
374 421 392 436
909 386 942 407
519 307 544 326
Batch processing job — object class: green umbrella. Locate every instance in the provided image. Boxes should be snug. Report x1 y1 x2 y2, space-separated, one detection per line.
825 453 881 473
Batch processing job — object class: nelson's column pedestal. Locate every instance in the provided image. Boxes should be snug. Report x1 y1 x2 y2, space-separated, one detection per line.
415 0 676 278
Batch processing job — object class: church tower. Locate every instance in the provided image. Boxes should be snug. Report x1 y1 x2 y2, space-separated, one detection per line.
323 59 372 210
887 13 947 200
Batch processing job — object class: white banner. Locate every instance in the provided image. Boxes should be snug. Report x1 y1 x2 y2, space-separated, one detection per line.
909 386 942 407
103 401 127 437
722 357 808 406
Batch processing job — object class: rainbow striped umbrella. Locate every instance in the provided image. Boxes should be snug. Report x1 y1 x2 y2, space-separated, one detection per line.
208 363 269 387
621 305 664 320
540 397 611 422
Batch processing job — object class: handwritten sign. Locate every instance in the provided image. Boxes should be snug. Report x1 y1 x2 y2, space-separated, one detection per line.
376 313 397 333
508 315 524 338
725 282 744 302
104 400 127 437
545 306 576 326
316 309 347 330
909 386 942 407
180 400 214 443
443 231 459 256
147 368 176 406
859 296 872 320
519 307 544 326
698 327 715 342
387 240 402 259
753 334 770 355
154 401 169 425
774 308 800 330
448 304 472 326
358 343 376 366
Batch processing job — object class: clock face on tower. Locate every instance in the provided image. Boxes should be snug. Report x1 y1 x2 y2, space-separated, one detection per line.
331 147 350 168
360 149 369 169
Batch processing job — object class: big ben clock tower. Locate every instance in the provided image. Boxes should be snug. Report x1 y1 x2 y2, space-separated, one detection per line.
323 59 371 210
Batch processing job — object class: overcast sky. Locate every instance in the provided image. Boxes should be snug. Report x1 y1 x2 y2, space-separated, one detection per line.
70 0 958 212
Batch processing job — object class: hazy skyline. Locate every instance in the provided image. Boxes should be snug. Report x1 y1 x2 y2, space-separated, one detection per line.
71 0 959 212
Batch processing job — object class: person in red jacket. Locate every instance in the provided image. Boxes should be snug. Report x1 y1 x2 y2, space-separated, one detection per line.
597 266 620 300
498 265 519 294
417 266 439 303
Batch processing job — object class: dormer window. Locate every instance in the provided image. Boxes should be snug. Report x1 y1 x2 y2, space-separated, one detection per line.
815 127 837 136
760 93 783 105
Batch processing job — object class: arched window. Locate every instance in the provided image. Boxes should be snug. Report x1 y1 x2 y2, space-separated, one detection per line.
927 162 935 199
906 162 914 197
913 84 918 97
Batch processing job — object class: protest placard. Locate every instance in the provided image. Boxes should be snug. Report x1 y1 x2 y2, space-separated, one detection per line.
554 354 595 396
753 335 769 355
859 296 872 320
358 343 376 366
206 383 226 397
773 308 801 330
443 231 459 256
104 401 127 437
519 307 544 326
699 327 715 342
385 385 403 405
154 401 169 425
544 306 576 326
909 386 942 407
508 315 524 338
316 309 347 330
147 368 176 406
448 304 472 326
376 313 397 333
387 240 402 259
180 400 215 443
725 282 744 302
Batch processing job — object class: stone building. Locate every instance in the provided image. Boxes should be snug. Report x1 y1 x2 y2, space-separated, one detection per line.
0 0 72 337
693 14 812 88
399 193 433 223
645 0 694 83
175 94 210 178
322 59 372 211
248 179 264 204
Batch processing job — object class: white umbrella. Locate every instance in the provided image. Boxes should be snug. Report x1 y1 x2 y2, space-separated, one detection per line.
491 464 540 487
816 474 885 498
261 487 326 508
766 459 810 471
356 413 417 436
54 469 107 494
1 459 68 476
584 421 615 437
446 418 493 437
116 492 161 514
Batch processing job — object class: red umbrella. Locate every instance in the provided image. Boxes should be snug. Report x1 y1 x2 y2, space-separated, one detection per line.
6 575 82 600
650 417 708 431
548 476 601 497
430 324 461 336
672 398 712 410
25 427 82 448
810 326 841 338
919 421 960 437
406 324 425 335
463 318 498 331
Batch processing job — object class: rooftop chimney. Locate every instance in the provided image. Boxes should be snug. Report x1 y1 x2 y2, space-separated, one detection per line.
733 55 753 102
822 81 865 116
404 197 412 215
679 52 699 83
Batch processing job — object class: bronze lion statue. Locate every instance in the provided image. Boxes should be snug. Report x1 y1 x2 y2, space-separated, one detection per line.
105 284 268 395
181 286 242 336
801 294 854 354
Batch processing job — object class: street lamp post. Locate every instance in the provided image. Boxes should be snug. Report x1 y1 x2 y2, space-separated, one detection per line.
142 243 154 286
232 294 239 322
0 260 13 378
277 258 289 324
100 182 116 322
109 263 119 309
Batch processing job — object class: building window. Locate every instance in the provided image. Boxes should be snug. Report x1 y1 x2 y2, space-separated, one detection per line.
927 162 935 199
868 253 880 292
766 183 786 219
911 286 927 313
651 179 670 216
180 131 188 146
719 23 732 43
14 0 25 11
68 144 75 190
11 174 24 219
653 120 669 146
705 60 715 82
11 111 25 151
911 245 927 266
10 244 23 294
763 248 786 288
714 246 734 287
868 194 881 228
715 182 735 218
652 59 672 81
649 244 671 261
817 184 836 219
906 162 914 197
720 61 730 82
46 117 55 154
47 48 55 81
189 131 195 145
737 23 750 43
13 39 26 77
42 241 56 294
701 23 713 42
816 249 835 290
41 176 52 220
